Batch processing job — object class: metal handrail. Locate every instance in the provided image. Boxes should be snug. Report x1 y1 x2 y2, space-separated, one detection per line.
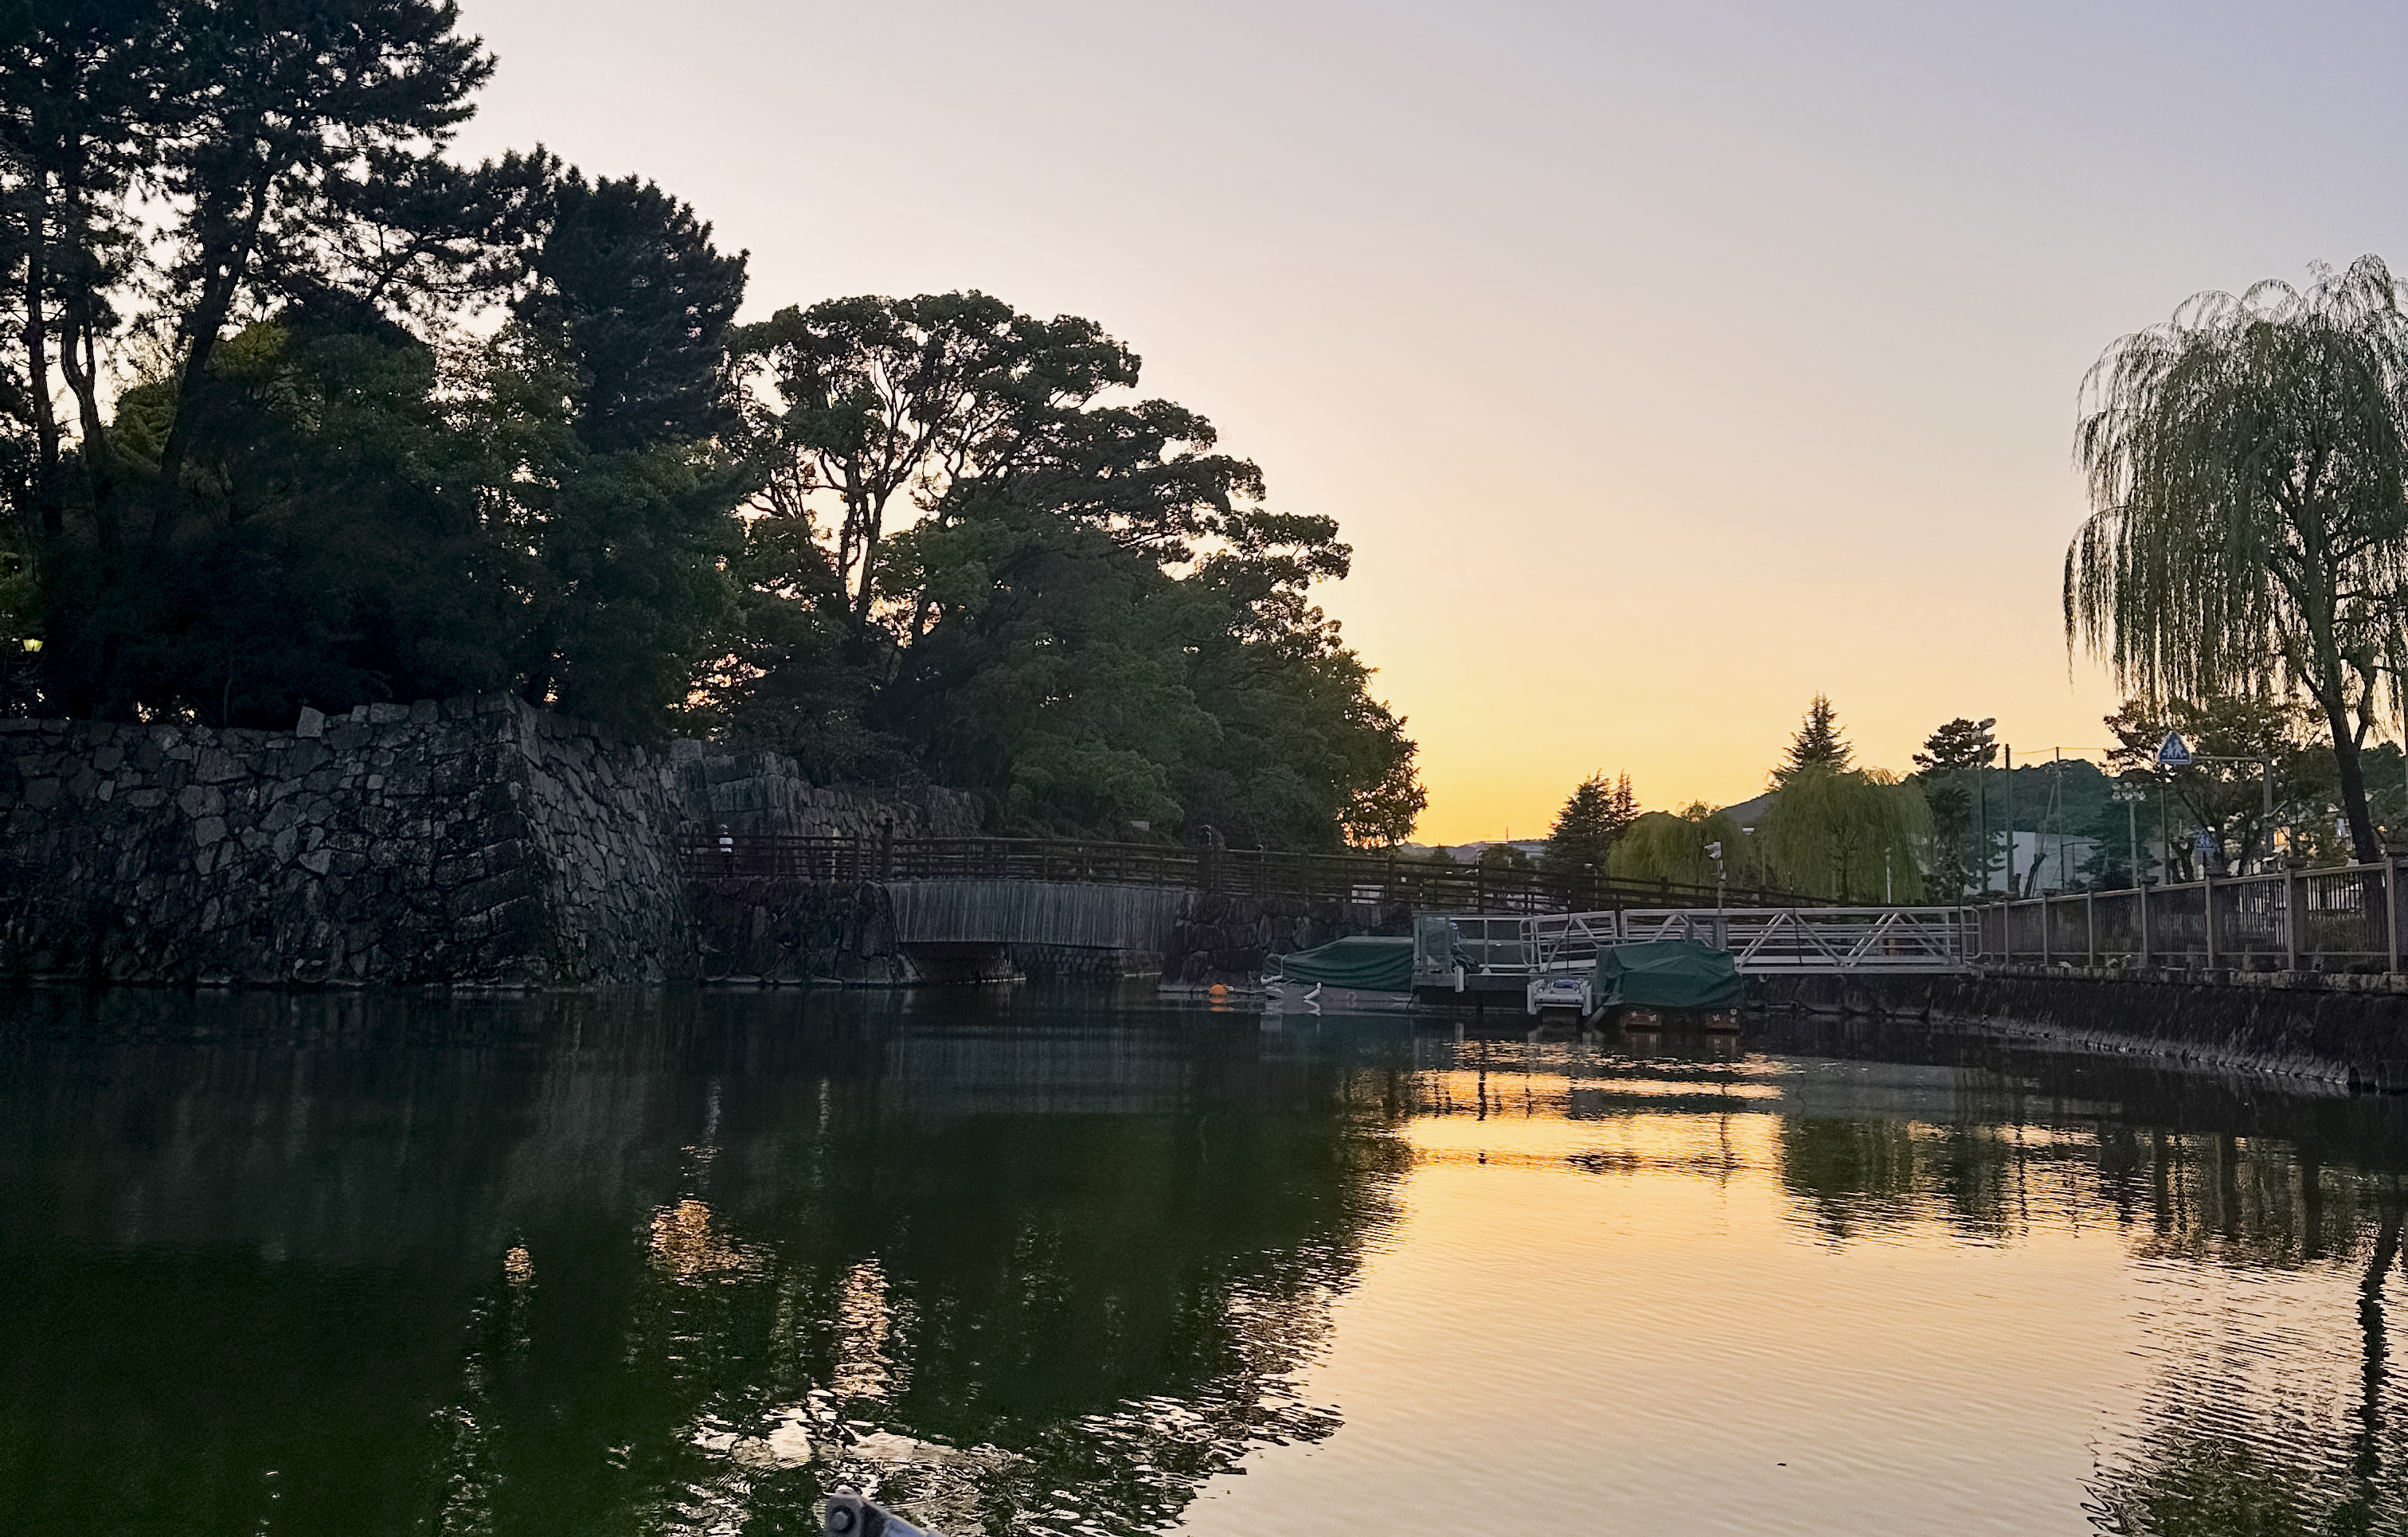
1976 858 2406 972
1410 906 1977 980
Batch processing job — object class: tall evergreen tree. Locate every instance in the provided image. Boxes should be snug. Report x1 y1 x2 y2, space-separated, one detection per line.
1776 694 1853 787
1911 717 1997 901
1547 771 1637 870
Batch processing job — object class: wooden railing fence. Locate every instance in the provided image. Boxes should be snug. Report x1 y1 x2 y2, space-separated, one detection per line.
678 834 1822 914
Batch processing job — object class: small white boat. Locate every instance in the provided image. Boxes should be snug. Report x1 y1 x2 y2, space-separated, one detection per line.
1525 972 1595 1018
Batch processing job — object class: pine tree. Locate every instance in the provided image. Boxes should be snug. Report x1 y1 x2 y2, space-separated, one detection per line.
1912 718 1996 772
1911 718 1996 901
1776 694 1853 787
1547 771 1639 870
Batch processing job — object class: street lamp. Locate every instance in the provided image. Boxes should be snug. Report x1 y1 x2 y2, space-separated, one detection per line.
2111 781 2147 888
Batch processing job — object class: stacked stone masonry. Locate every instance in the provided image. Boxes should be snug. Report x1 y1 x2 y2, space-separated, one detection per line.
0 694 703 988
670 745 977 841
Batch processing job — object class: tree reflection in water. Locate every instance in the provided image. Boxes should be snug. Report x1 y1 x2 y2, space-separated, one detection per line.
0 989 1406 1537
1743 1023 2408 1537
14 996 2408 1536
1388 1020 2408 1536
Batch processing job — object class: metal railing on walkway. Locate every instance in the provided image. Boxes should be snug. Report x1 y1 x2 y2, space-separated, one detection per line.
679 832 1824 914
1624 907 1979 974
1978 860 2408 972
1414 905 1977 982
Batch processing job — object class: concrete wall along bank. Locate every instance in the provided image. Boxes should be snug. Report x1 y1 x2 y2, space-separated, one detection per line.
0 695 692 988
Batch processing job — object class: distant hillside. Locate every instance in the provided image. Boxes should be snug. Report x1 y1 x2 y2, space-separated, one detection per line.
1718 792 1775 828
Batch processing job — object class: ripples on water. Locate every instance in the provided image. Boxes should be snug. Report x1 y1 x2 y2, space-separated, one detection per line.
2 990 2406 1535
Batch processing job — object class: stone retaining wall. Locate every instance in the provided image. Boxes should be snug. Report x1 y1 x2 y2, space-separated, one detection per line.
0 700 987 989
1160 892 1408 989
0 695 692 987
670 745 976 840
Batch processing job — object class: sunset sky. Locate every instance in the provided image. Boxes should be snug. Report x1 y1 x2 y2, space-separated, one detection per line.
452 0 2408 842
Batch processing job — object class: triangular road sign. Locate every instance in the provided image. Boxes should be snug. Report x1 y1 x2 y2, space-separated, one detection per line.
2156 732 2192 768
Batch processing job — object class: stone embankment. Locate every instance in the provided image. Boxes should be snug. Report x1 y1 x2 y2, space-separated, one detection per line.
1159 892 1409 991
0 696 691 987
0 698 974 989
1 694 1398 991
671 745 975 840
686 879 915 987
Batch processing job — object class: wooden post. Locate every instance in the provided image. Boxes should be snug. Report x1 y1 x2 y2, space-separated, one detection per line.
2086 891 2096 968
2136 878 2149 971
2040 895 2051 966
2202 874 2217 972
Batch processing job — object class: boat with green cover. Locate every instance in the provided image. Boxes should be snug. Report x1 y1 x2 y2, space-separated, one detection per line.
1593 940 1745 1010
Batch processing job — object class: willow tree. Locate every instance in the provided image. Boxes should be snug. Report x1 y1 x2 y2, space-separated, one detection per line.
2067 257 2408 863
1757 768 1929 903
1609 802 1755 887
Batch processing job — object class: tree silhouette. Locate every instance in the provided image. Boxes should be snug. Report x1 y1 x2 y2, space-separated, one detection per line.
1546 771 1637 870
1775 694 1853 788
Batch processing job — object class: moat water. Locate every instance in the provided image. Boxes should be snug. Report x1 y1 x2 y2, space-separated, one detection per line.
3 988 2405 1535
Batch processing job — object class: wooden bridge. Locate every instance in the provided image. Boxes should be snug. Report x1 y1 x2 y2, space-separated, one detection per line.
683 832 1840 984
680 833 1817 915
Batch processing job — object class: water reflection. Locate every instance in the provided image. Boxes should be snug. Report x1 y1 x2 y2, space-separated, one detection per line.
1368 1025 2408 1536
0 988 1404 1536
10 996 2408 1534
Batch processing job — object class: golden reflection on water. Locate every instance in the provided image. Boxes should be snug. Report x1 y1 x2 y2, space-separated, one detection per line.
831 1258 907 1403
1182 1038 2408 1537
647 1196 760 1281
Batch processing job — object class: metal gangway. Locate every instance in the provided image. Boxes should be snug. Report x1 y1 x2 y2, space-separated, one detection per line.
1413 906 1976 988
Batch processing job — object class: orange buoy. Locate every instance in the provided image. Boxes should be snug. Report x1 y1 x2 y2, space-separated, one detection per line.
1208 983 1228 998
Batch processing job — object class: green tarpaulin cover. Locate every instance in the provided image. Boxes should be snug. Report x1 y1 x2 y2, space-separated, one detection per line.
1271 935 1416 991
1595 940 1745 1009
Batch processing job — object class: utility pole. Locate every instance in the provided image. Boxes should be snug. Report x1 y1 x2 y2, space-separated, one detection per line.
1976 759 1986 898
2113 780 2151 967
2159 780 2171 882
2003 744 2014 896
2120 789 2142 886
2054 748 2068 891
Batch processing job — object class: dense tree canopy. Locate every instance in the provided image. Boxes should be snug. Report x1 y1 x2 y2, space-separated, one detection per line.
0 1 1421 849
1758 766 1929 903
1910 717 1995 901
702 291 1421 847
2100 694 2338 878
